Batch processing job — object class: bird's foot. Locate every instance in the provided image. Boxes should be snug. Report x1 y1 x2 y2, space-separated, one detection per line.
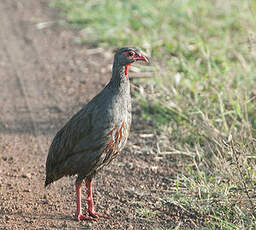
87 210 109 219
76 212 96 221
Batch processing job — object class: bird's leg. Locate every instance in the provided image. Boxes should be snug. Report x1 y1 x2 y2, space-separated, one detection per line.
85 180 109 219
75 182 95 221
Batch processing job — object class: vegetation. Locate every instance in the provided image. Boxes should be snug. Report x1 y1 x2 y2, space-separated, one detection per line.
51 0 256 228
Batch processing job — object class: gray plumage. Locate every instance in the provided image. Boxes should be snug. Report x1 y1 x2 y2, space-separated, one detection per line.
45 48 145 187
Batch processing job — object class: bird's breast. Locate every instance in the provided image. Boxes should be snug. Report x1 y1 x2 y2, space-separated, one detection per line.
97 120 130 168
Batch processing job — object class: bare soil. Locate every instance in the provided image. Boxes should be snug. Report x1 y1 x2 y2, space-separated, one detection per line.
0 1 205 229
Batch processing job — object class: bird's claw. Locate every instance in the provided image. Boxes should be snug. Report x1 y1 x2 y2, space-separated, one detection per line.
88 210 109 219
76 212 97 221
76 210 109 221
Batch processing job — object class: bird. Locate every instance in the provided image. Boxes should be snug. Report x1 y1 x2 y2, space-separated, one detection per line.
45 47 149 221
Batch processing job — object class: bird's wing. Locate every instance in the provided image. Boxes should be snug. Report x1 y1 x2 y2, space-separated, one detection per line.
46 106 92 173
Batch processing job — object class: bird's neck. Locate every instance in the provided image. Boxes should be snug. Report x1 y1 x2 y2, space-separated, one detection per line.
109 63 130 91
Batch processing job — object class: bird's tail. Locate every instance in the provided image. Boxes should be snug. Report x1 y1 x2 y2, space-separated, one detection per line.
44 176 54 187
45 171 64 187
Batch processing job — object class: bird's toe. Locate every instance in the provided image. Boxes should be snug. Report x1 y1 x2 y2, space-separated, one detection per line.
88 211 110 219
76 213 97 221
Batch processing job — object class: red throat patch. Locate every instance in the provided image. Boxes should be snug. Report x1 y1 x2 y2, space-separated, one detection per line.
125 64 132 78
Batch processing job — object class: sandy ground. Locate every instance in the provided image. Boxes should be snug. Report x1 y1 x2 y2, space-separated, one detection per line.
0 1 205 229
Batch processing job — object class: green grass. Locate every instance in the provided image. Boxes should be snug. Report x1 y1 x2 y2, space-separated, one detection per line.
51 0 256 228
136 207 159 220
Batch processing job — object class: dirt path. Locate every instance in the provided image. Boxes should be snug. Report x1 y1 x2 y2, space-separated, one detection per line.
0 1 204 229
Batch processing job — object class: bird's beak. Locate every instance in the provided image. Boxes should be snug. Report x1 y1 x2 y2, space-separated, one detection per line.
135 53 149 63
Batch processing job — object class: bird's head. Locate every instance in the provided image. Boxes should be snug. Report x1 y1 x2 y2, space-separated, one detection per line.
114 47 149 77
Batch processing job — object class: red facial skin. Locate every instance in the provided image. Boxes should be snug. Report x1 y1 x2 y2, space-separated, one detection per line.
125 63 132 77
122 50 149 77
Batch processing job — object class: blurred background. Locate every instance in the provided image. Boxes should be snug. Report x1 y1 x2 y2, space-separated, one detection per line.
0 0 255 229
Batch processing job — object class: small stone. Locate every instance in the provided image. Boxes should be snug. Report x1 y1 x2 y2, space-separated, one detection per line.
62 221 68 227
21 173 32 179
2 156 7 161
127 224 133 230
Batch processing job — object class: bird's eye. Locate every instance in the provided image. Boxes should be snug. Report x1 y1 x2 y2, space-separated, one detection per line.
128 52 134 57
